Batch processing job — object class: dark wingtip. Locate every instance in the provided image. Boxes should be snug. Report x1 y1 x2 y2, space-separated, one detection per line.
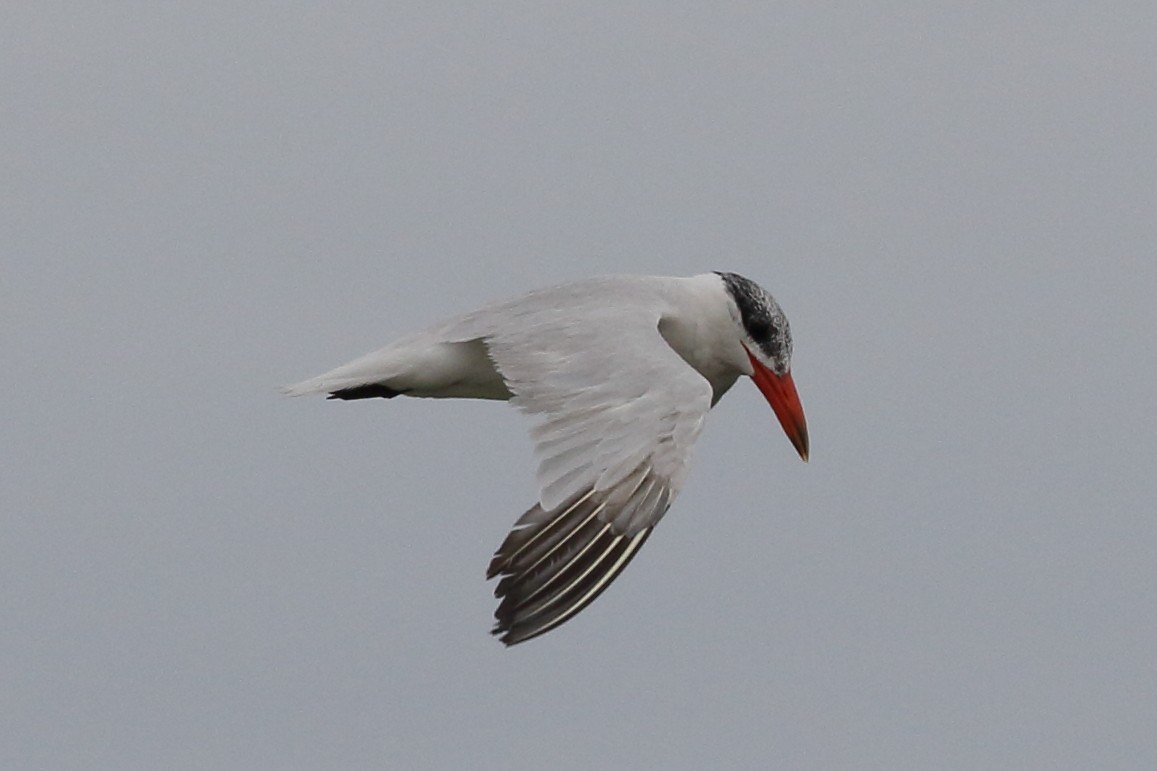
326 384 406 400
490 524 653 646
490 625 517 647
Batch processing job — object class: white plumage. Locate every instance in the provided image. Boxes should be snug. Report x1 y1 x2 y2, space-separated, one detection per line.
286 272 808 645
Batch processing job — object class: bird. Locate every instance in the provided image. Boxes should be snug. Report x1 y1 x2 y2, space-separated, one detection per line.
284 271 808 645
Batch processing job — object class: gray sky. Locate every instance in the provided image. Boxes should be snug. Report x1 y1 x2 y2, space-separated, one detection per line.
5 3 1157 769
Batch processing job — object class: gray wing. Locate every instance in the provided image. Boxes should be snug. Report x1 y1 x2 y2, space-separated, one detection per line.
460 282 714 644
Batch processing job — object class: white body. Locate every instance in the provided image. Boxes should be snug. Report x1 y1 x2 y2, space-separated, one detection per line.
287 274 756 516
287 274 752 404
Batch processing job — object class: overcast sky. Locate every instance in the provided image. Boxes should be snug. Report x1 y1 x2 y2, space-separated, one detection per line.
5 4 1157 770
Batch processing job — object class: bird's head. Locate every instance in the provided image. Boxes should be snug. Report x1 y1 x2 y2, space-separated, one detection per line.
717 271 809 461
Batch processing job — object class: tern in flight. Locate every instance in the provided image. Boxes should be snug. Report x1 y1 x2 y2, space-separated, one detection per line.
285 271 808 645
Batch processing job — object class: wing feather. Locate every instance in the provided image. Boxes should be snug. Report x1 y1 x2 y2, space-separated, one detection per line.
478 286 713 642
489 492 654 645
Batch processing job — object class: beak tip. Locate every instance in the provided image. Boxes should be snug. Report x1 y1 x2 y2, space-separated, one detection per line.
745 352 810 464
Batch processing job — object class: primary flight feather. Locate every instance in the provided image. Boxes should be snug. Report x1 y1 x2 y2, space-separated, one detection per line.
285 271 808 645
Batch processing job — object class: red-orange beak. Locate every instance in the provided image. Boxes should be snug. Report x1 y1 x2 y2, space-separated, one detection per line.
746 348 809 461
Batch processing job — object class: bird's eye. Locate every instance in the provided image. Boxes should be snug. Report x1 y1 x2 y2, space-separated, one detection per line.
748 319 771 340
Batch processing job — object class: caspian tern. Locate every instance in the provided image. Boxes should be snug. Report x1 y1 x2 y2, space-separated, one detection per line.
285 272 808 645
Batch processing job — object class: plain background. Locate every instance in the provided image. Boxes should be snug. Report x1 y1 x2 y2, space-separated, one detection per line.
5 4 1156 769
